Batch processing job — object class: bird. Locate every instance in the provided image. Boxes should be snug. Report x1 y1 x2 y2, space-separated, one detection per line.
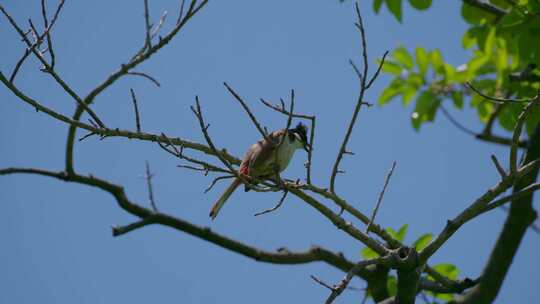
209 122 310 220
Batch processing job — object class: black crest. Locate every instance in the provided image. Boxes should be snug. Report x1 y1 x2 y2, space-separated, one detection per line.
288 122 310 152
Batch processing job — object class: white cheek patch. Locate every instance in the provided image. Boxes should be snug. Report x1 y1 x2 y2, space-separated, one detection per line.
293 133 302 142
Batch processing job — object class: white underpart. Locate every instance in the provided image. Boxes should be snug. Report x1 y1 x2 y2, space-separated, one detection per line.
263 134 303 172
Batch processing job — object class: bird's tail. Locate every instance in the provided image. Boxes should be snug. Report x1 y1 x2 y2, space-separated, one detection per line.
209 177 242 220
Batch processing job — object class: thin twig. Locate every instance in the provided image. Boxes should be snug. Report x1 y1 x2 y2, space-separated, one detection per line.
150 10 168 38
143 0 152 50
490 154 507 179
127 71 161 87
321 257 383 304
204 175 235 193
178 0 186 24
466 82 538 104
190 96 236 172
310 275 335 291
9 49 31 83
330 3 385 193
510 95 540 174
112 215 159 237
254 190 289 216
40 0 58 68
145 161 158 212
366 161 396 234
223 82 270 142
440 105 477 136
366 51 389 89
130 89 142 133
158 132 232 174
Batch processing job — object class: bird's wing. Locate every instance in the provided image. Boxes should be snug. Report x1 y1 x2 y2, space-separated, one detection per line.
247 130 286 175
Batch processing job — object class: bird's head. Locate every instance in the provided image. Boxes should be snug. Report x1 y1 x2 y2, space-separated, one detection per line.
289 122 310 152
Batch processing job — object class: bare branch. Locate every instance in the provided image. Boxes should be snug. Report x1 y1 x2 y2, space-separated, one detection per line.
466 82 538 104
145 161 158 212
330 3 384 193
112 215 159 237
9 48 31 83
204 175 235 193
0 166 366 278
0 3 105 130
366 161 397 234
419 155 540 262
366 51 389 89
158 132 232 174
130 88 142 133
322 257 382 304
127 71 161 87
440 105 477 137
223 82 270 142
287 187 389 255
178 0 186 24
254 190 289 216
310 275 335 291
490 154 507 179
143 0 152 50
510 95 540 174
190 96 237 173
462 0 506 18
150 10 168 39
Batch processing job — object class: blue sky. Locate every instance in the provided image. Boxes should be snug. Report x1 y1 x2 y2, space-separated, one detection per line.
1 1 538 303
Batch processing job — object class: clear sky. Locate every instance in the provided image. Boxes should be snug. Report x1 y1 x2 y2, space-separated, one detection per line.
1 1 538 303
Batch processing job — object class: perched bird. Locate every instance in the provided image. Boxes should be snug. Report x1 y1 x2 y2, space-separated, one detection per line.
209 122 310 220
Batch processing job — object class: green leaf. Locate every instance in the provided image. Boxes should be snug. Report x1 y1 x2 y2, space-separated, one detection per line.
382 61 403 75
461 2 496 25
379 85 401 105
387 275 397 296
433 263 459 280
407 73 424 89
394 46 414 69
373 0 384 13
498 103 520 131
499 8 525 28
386 0 403 22
361 246 380 259
429 49 444 74
462 27 483 49
408 0 431 10
412 90 441 130
413 233 433 251
386 224 408 242
443 63 456 81
402 86 418 105
451 91 464 109
415 47 429 75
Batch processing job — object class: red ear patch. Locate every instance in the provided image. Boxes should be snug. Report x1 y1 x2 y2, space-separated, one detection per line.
240 165 249 176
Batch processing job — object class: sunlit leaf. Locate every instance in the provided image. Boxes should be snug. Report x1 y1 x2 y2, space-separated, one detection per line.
432 263 459 280
415 47 429 75
361 246 380 259
382 61 404 75
413 233 433 251
394 46 414 69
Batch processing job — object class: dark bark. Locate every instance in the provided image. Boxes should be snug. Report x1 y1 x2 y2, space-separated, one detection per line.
457 123 540 303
